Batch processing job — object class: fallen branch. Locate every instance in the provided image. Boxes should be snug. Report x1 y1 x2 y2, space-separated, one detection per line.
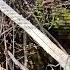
0 24 17 37
0 1 69 69
22 0 67 54
0 27 13 36
0 65 6 70
43 28 67 54
7 51 29 70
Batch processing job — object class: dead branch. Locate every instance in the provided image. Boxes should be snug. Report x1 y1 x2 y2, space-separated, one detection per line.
0 64 6 70
0 27 13 37
12 22 15 70
7 51 29 70
43 28 67 54
4 34 8 70
23 31 28 67
23 0 67 54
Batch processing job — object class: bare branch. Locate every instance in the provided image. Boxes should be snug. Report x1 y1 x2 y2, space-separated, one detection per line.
4 34 8 70
0 65 6 70
8 51 29 70
23 0 67 54
23 31 28 67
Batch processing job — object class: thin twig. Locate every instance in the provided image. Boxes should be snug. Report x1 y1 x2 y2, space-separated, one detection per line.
4 34 8 70
23 31 28 67
12 22 15 70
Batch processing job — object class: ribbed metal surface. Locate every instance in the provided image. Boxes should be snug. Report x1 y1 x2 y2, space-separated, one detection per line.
0 0 69 69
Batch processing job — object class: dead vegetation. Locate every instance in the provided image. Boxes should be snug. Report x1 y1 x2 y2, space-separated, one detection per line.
0 0 70 70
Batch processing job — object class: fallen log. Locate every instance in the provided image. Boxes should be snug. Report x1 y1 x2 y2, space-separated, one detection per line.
0 0 70 70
